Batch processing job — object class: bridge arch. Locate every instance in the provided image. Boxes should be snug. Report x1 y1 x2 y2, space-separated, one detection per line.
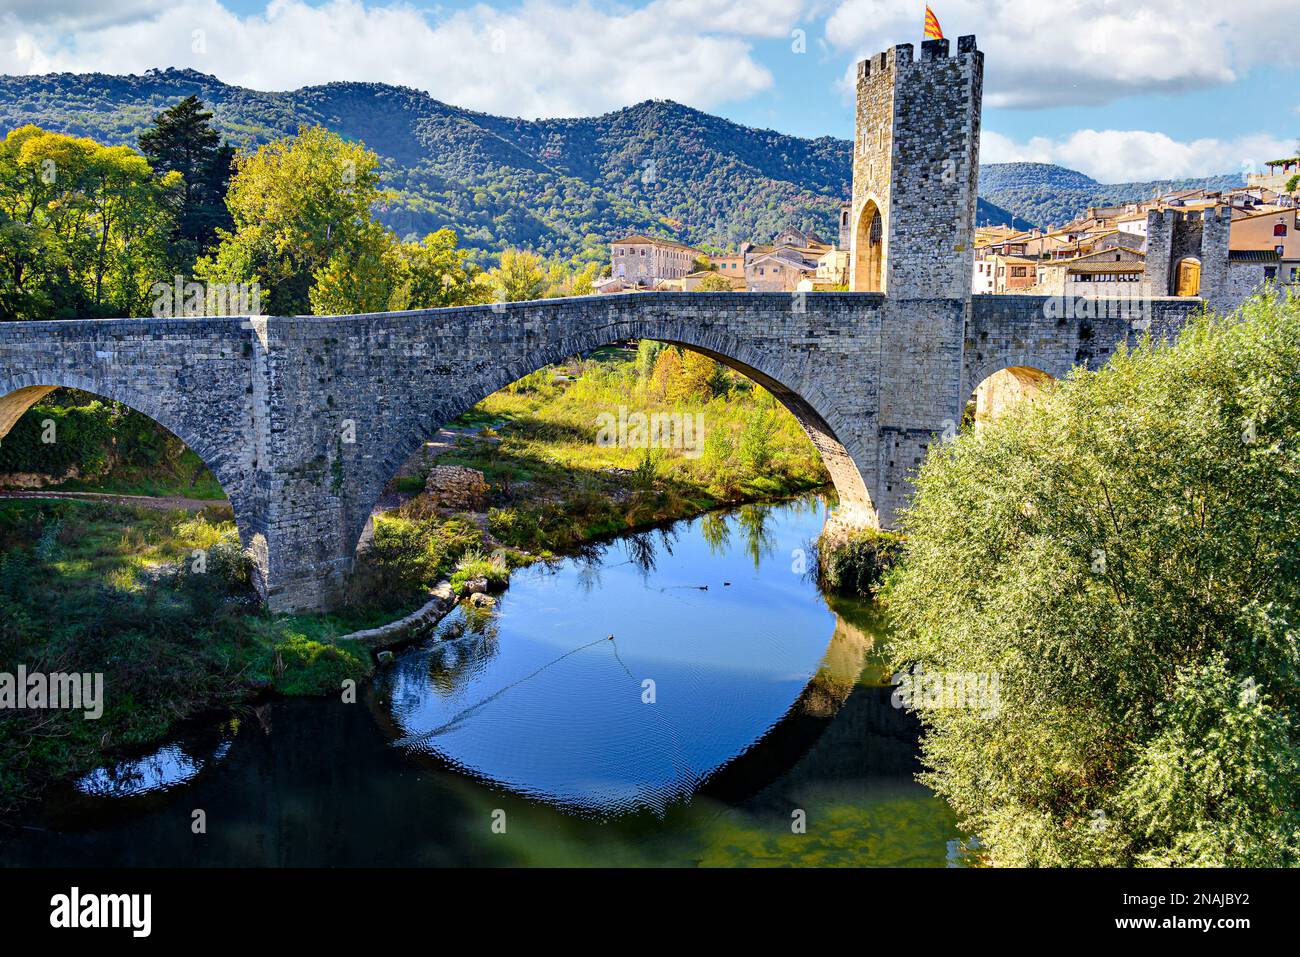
961 359 1059 429
0 373 263 591
350 319 879 562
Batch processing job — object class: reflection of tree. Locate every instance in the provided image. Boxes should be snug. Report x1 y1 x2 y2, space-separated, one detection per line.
572 544 608 594
623 526 677 578
700 511 732 555
736 504 776 570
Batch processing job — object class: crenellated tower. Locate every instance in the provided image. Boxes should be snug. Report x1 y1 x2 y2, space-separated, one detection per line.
850 36 983 298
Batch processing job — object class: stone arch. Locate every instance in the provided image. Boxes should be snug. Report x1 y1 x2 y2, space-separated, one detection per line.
0 373 262 591
853 199 884 292
961 361 1058 429
351 322 880 561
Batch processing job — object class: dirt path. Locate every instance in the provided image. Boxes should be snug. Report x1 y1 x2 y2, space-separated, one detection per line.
0 489 227 512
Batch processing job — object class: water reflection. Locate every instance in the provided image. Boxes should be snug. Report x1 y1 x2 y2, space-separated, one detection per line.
376 495 857 817
74 723 237 798
0 495 963 867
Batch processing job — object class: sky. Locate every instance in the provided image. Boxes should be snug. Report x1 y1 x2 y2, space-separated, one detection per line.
1 0 1296 183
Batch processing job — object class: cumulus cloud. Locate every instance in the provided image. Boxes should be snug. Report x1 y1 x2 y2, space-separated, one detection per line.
0 0 804 117
825 0 1300 109
981 128 1297 183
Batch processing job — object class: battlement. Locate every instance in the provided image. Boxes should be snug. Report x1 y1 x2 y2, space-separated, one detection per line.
1147 205 1232 227
857 35 977 77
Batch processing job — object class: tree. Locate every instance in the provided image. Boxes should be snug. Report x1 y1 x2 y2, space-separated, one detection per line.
0 125 181 322
392 228 489 309
196 125 387 315
137 95 234 264
309 226 489 315
884 290 1300 867
489 248 549 302
695 272 733 292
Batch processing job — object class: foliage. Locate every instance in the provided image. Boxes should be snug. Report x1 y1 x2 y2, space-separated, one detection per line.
488 248 550 302
0 391 214 494
979 162 1240 231
348 510 483 606
196 124 388 315
694 272 733 292
0 125 181 322
137 95 234 265
815 527 903 598
449 548 510 592
884 290 1300 867
449 340 828 554
0 71 1038 269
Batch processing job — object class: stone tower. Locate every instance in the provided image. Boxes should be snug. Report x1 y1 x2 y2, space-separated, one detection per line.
1143 205 1232 307
849 36 983 298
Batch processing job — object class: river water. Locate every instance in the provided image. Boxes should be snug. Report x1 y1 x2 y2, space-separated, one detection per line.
0 494 960 867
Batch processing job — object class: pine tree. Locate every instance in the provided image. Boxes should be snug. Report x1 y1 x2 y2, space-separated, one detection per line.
138 95 234 264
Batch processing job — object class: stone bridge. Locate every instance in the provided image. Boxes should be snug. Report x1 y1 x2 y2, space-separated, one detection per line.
0 291 1202 609
0 33 1228 610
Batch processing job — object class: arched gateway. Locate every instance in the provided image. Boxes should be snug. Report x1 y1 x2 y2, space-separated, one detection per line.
0 36 1216 610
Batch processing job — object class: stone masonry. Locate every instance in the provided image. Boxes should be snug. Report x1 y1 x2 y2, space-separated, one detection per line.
0 34 1229 610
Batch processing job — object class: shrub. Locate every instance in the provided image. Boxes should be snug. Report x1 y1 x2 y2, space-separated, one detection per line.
884 290 1300 867
814 527 903 597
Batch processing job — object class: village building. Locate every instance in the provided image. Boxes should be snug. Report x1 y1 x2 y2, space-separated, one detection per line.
609 234 703 287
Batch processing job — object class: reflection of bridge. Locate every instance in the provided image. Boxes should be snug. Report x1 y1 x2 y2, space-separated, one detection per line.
0 35 1212 610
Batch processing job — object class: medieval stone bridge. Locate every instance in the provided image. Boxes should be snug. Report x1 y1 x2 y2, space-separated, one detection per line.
0 291 1202 609
0 34 1229 610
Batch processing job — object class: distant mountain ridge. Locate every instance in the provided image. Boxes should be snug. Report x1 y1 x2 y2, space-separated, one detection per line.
0 69 1239 262
980 161 1244 230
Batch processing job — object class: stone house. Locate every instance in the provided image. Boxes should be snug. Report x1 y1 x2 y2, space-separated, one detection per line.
610 234 702 286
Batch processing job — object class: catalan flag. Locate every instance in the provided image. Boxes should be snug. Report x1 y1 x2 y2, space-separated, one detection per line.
924 5 944 40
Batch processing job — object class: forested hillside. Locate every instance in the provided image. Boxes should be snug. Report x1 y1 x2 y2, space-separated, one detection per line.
0 68 1029 265
980 162 1243 229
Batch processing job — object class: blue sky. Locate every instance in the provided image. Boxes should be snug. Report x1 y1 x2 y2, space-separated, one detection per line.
2 0 1296 182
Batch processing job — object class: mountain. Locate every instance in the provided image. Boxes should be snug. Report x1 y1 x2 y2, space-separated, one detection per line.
8 68 1208 265
980 162 1244 231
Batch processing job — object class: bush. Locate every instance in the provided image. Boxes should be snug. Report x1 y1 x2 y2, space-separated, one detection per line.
884 290 1300 867
815 527 903 597
0 400 112 477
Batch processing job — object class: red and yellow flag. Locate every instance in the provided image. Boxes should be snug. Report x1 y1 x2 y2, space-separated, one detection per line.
924 5 944 40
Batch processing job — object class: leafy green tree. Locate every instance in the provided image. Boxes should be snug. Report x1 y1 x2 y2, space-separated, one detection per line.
138 95 234 265
197 125 387 315
0 125 180 322
391 228 489 309
489 248 549 302
695 272 733 292
885 290 1300 867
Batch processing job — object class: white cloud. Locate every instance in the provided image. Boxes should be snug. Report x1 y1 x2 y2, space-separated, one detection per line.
0 0 802 117
825 0 1300 109
982 128 1296 183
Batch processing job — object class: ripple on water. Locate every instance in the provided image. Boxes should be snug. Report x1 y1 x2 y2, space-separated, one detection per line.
378 497 849 817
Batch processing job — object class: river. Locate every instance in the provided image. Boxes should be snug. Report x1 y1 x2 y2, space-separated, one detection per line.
0 493 961 867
